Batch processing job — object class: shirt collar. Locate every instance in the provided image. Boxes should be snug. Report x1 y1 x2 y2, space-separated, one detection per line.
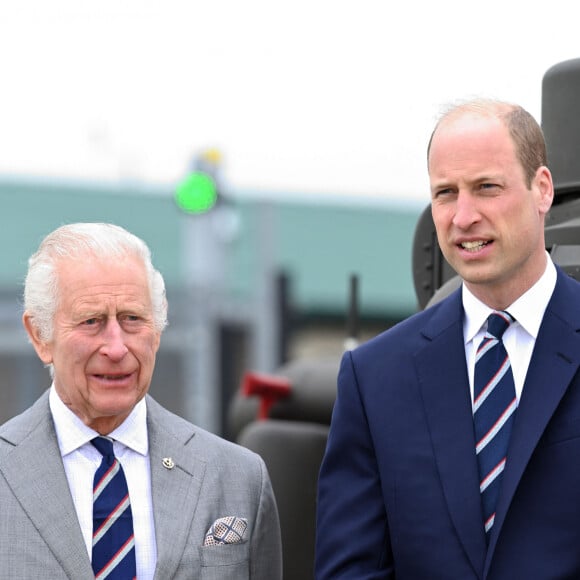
462 253 557 344
49 385 149 457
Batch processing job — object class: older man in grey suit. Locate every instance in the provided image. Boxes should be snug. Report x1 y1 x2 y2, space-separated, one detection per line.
0 223 282 579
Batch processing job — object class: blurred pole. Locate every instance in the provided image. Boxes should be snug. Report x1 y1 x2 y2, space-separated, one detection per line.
252 200 279 373
178 149 239 434
344 273 359 351
275 270 291 366
180 212 220 433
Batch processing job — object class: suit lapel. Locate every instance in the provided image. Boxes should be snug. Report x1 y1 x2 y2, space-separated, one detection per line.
147 397 207 580
416 292 487 577
485 271 580 569
0 393 93 578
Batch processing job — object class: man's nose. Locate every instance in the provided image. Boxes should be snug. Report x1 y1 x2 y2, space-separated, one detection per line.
452 191 480 229
100 319 129 360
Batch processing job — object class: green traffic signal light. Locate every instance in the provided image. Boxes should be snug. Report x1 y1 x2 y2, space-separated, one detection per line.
175 171 218 214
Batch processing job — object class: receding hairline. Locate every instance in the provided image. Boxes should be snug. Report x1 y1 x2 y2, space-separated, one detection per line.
427 98 520 160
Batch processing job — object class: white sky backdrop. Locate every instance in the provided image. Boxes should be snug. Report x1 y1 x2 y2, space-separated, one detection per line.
0 1 578 204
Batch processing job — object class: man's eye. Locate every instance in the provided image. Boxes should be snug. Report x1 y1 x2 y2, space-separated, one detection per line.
123 315 141 323
83 318 99 326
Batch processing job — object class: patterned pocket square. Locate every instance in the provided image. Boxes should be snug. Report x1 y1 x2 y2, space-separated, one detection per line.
204 516 248 546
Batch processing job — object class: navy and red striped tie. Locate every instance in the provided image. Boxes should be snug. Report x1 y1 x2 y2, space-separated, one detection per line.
91 437 137 579
473 311 517 541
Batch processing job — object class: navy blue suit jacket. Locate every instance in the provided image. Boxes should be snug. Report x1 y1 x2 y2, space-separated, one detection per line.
316 267 580 579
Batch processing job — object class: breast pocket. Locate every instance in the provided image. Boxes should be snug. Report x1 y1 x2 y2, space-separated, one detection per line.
200 542 249 580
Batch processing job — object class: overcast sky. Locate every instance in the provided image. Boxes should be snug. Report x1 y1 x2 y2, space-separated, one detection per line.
0 1 578 205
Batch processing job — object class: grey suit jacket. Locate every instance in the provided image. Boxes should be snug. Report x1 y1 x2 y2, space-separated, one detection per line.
0 392 282 579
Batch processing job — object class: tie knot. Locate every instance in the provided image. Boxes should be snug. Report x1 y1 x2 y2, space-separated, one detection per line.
91 436 115 463
486 311 513 340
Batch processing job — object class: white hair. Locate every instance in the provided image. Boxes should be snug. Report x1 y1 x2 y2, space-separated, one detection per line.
24 223 168 342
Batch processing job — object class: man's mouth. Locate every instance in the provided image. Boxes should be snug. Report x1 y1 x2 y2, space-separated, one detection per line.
460 240 491 252
95 374 132 381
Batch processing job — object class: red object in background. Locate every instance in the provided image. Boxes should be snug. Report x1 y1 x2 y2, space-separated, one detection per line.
242 372 292 420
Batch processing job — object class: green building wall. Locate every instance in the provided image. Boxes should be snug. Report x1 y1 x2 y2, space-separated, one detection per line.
1 178 424 319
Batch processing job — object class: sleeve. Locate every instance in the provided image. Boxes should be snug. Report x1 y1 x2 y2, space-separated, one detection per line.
315 350 395 579
249 456 283 580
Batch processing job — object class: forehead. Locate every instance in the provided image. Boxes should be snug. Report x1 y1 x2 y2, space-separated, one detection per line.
56 254 151 309
428 113 518 175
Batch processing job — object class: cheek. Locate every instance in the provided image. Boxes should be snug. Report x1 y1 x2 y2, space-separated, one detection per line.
66 341 94 363
136 336 160 366
432 213 453 248
431 205 453 230
56 340 98 378
147 333 161 358
507 201 539 236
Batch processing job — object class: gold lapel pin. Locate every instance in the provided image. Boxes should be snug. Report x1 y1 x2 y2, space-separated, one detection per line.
162 457 175 469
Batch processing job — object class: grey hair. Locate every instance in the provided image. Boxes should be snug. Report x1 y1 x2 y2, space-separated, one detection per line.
24 223 168 342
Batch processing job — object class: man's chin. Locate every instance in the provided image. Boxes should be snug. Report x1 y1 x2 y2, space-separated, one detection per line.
87 407 134 433
86 392 145 429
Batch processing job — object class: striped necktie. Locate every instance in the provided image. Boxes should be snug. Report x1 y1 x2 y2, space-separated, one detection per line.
91 437 137 580
473 311 517 540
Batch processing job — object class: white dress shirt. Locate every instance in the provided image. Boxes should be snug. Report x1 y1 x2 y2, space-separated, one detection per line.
49 387 157 579
462 254 557 405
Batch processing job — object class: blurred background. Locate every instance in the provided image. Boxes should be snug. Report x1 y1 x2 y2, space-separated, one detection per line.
0 0 578 435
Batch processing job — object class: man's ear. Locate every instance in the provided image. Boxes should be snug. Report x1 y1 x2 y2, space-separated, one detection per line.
535 165 555 215
22 312 53 364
